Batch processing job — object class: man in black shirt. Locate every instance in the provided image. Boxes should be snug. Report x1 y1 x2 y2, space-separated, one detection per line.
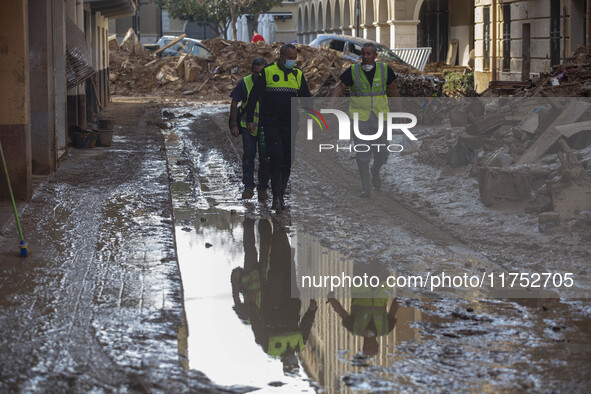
331 43 401 197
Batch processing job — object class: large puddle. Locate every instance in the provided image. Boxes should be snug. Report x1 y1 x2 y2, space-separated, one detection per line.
162 106 434 391
161 105 591 392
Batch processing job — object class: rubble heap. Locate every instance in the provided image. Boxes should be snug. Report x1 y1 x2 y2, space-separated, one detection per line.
109 37 445 99
417 96 591 232
484 47 591 97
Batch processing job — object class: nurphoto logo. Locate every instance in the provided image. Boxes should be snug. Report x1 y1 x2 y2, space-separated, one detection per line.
304 108 419 153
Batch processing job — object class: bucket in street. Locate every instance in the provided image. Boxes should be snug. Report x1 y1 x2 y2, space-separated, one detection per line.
88 130 98 148
97 129 114 146
73 131 91 148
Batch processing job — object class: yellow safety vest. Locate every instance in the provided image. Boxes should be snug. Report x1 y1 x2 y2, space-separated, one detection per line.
264 62 302 94
350 285 391 337
241 270 261 310
240 74 260 129
351 297 389 337
349 62 390 121
267 331 304 357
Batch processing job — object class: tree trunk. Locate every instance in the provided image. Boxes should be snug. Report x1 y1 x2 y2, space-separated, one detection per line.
230 6 238 41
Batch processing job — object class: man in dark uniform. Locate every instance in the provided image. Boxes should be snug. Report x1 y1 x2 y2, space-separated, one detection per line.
229 57 269 201
245 44 312 211
331 43 402 197
231 218 317 374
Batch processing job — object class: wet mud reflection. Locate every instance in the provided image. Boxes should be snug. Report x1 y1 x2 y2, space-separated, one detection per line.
163 105 591 392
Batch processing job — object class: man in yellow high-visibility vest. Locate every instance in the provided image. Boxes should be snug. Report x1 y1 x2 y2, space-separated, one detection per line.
245 44 312 211
331 43 402 198
229 57 269 201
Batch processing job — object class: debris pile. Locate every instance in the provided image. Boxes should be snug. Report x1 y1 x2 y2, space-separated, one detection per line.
109 37 445 99
417 97 591 231
484 47 591 97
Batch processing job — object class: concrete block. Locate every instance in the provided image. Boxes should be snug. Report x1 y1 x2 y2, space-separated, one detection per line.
538 211 560 232
551 183 591 220
184 61 202 83
478 167 532 207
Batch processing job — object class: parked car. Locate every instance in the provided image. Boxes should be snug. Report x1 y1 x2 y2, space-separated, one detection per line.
146 35 212 58
309 34 412 68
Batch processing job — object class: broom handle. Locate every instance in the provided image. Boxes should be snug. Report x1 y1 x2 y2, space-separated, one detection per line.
0 141 25 241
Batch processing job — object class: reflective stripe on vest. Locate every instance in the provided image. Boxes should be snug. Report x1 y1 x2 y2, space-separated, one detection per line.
240 74 260 128
351 297 390 337
349 62 390 122
241 270 261 309
267 331 304 357
264 63 302 94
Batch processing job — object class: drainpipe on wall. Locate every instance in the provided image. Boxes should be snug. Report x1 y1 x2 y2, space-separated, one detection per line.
492 0 497 81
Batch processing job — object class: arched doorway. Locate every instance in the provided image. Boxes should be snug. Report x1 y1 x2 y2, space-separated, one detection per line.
318 3 324 33
418 0 449 63
334 0 341 34
364 0 375 40
376 0 389 45
297 8 303 43
343 0 351 35
311 3 316 40
304 6 309 43
326 1 332 33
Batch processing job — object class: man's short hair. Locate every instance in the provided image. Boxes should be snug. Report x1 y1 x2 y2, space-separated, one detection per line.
251 57 268 70
280 43 296 57
362 43 377 54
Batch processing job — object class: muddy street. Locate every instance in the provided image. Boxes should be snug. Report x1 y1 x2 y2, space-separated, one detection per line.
162 102 591 392
1 99 590 392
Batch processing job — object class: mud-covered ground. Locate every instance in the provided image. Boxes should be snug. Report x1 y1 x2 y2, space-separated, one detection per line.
0 100 228 392
1 97 590 392
162 101 591 392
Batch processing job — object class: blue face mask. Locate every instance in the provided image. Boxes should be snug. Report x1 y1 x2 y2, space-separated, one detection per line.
284 59 296 69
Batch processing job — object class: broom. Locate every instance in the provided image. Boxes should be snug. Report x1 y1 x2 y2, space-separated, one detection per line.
0 141 29 257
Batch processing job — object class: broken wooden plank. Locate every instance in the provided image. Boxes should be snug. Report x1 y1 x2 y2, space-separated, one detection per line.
144 58 159 67
555 120 591 138
517 101 590 164
154 34 187 56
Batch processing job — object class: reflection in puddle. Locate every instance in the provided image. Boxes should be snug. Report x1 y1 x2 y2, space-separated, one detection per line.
174 211 430 392
163 109 430 391
162 105 591 392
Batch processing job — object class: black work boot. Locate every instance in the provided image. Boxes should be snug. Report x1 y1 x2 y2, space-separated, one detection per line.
241 188 254 199
357 160 371 198
371 163 382 191
271 196 285 211
257 187 269 202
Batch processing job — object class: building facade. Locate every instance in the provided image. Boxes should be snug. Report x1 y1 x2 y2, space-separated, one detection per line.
0 0 136 201
474 0 589 91
296 0 589 91
110 0 300 44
